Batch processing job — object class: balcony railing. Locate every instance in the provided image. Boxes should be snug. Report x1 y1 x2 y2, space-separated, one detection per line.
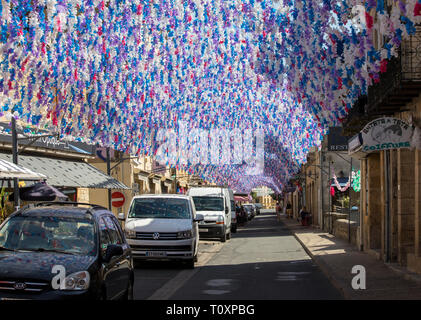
366 25 421 115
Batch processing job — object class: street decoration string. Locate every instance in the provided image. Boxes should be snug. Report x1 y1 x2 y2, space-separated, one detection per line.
332 173 351 192
1 0 421 192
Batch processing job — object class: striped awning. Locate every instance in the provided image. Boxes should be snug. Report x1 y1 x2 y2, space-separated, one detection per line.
0 158 47 180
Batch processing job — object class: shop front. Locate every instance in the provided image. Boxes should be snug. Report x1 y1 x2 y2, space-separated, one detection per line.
349 117 417 264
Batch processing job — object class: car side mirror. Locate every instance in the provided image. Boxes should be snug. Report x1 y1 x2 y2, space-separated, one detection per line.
194 214 204 223
225 207 229 214
104 244 124 263
118 212 125 221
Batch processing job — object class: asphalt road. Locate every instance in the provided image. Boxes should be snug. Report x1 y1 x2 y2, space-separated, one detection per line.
134 209 342 300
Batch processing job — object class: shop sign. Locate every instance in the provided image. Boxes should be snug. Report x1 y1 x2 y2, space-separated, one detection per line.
0 122 96 155
328 127 348 151
361 117 413 152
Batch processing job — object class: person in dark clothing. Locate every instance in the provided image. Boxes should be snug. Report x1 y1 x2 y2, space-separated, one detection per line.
300 206 310 226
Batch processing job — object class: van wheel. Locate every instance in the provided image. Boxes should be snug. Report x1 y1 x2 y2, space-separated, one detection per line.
186 258 195 269
227 231 231 240
220 232 226 243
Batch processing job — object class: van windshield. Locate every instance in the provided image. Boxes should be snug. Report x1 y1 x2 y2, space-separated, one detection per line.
128 198 191 219
192 197 224 211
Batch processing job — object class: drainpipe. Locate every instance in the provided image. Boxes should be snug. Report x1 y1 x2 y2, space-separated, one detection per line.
328 160 332 234
12 117 19 210
385 150 391 262
320 149 324 230
348 157 352 243
107 147 112 210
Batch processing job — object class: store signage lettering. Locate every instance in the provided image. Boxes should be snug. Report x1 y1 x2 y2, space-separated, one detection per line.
361 117 413 153
362 141 410 152
0 122 95 155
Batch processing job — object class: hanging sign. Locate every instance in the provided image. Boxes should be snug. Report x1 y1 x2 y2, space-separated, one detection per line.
328 127 348 151
361 118 414 152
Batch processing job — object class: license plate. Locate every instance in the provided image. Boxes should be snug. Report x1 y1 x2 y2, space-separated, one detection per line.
200 229 209 232
146 251 166 257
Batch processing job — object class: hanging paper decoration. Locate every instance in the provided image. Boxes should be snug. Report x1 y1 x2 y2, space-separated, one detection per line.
330 186 335 197
1 0 421 192
332 174 351 192
352 170 361 192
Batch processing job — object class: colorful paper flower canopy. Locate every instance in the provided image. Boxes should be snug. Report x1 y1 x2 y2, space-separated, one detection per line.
1 0 420 192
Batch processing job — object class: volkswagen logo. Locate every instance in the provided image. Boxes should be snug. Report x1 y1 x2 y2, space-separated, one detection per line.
152 232 160 240
14 282 26 290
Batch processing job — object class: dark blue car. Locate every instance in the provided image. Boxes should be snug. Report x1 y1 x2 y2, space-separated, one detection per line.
0 202 134 300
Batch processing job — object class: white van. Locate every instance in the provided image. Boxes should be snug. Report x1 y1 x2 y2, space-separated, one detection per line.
119 194 204 268
187 187 232 242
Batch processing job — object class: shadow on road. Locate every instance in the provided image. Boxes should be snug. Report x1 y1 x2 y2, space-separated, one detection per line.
167 259 343 300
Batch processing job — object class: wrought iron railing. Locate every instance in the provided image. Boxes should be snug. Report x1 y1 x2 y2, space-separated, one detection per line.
366 25 421 114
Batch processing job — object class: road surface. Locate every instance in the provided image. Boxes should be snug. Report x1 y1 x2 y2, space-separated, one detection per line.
133 209 342 300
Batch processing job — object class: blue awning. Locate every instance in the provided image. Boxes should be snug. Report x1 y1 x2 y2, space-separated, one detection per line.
331 177 349 187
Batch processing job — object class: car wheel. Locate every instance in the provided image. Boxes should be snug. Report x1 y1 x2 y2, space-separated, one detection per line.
97 287 107 300
122 279 134 300
220 232 226 242
227 231 231 240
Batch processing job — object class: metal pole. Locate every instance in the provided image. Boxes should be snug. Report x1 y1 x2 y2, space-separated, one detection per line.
348 156 352 243
12 117 20 210
106 147 112 210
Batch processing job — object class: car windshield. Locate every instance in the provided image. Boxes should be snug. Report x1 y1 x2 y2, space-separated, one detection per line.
243 205 253 211
0 215 96 256
128 198 191 219
192 197 224 211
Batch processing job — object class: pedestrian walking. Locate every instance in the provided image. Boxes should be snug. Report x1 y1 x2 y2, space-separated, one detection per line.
276 202 282 222
286 202 292 219
239 204 247 225
299 206 310 226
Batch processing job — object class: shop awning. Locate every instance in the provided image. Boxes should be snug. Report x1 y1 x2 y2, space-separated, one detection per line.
234 195 250 202
0 158 47 180
331 177 349 187
0 153 129 189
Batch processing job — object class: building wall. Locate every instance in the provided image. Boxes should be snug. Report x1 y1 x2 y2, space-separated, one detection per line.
367 153 382 251
87 158 134 216
397 149 416 265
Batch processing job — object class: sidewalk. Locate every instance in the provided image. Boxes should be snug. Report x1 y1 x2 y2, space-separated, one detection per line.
281 215 421 299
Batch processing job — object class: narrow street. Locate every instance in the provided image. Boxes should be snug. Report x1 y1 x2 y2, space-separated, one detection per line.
134 209 342 300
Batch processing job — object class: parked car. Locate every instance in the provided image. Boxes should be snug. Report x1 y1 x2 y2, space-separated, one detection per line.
120 194 203 268
187 187 232 242
0 202 134 300
228 189 237 233
243 204 255 221
254 203 263 215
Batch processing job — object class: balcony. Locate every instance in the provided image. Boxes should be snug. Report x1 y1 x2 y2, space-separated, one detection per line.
366 25 421 115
